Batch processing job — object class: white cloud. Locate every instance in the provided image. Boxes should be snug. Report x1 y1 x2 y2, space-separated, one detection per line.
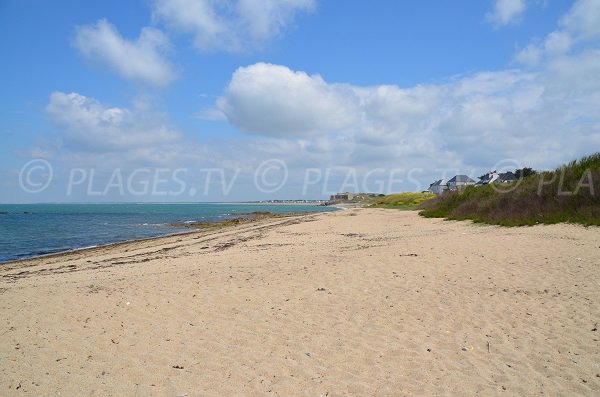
46 92 180 151
216 63 359 136
514 43 542 66
214 56 600 171
515 32 574 66
486 0 527 26
560 0 600 41
151 0 315 52
216 64 535 146
515 0 599 66
37 45 600 198
73 19 176 87
236 0 315 43
197 107 227 121
33 0 600 200
543 31 572 54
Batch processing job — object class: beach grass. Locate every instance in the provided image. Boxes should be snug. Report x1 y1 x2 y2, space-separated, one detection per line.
419 152 600 226
368 192 436 210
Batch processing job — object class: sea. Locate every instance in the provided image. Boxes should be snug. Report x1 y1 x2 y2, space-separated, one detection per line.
0 203 337 263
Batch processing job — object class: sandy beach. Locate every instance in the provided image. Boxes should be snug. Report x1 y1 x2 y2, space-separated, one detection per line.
1 208 599 396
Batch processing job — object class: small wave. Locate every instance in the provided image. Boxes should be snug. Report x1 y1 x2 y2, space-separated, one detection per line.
35 248 70 256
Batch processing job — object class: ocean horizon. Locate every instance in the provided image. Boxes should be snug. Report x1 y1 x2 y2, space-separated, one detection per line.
0 202 336 263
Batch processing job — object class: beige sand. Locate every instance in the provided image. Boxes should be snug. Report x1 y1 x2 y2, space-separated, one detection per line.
1 208 599 396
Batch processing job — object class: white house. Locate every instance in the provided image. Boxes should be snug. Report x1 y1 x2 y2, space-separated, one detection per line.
428 179 447 195
476 171 517 186
476 171 499 186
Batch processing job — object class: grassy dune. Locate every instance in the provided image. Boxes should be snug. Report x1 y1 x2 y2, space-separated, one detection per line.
419 153 600 226
368 192 436 210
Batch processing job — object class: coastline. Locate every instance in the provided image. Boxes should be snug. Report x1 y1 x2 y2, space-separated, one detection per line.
0 228 198 268
0 210 316 271
0 204 337 266
1 208 598 395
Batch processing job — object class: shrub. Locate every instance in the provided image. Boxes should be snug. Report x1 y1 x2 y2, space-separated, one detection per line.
418 152 600 226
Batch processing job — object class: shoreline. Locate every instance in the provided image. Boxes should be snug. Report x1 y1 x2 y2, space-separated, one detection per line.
1 208 598 395
0 201 329 206
0 207 337 267
0 228 199 268
0 211 319 270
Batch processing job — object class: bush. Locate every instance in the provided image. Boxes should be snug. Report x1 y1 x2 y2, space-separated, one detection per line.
418 152 600 226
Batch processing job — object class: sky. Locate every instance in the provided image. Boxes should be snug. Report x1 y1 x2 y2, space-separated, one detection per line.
1 0 599 202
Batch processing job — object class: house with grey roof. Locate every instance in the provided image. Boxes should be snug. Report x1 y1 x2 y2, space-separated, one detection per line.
428 179 448 195
475 170 518 186
476 171 499 186
447 175 476 191
497 171 517 183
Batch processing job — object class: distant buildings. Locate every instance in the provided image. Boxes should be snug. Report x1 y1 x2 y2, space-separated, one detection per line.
330 192 355 201
428 171 518 194
475 171 518 186
497 171 517 183
446 175 476 190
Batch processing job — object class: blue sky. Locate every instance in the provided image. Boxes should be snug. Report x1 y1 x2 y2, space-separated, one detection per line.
1 0 599 202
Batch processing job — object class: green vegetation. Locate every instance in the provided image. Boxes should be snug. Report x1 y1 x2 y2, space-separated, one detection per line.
369 192 436 210
419 152 600 226
515 167 536 179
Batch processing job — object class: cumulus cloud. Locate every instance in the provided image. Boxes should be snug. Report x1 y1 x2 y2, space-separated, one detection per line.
151 0 315 52
73 19 176 87
560 0 600 41
214 53 600 171
211 0 600 170
38 0 600 199
46 92 180 151
216 63 358 136
515 0 600 66
216 65 532 144
486 0 527 26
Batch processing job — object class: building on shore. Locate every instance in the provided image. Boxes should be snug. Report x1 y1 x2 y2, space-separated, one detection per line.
329 192 355 201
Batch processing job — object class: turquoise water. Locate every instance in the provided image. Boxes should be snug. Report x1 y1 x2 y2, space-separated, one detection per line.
0 203 335 263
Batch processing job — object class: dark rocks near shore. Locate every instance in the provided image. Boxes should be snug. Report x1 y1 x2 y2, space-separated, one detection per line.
167 211 299 229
